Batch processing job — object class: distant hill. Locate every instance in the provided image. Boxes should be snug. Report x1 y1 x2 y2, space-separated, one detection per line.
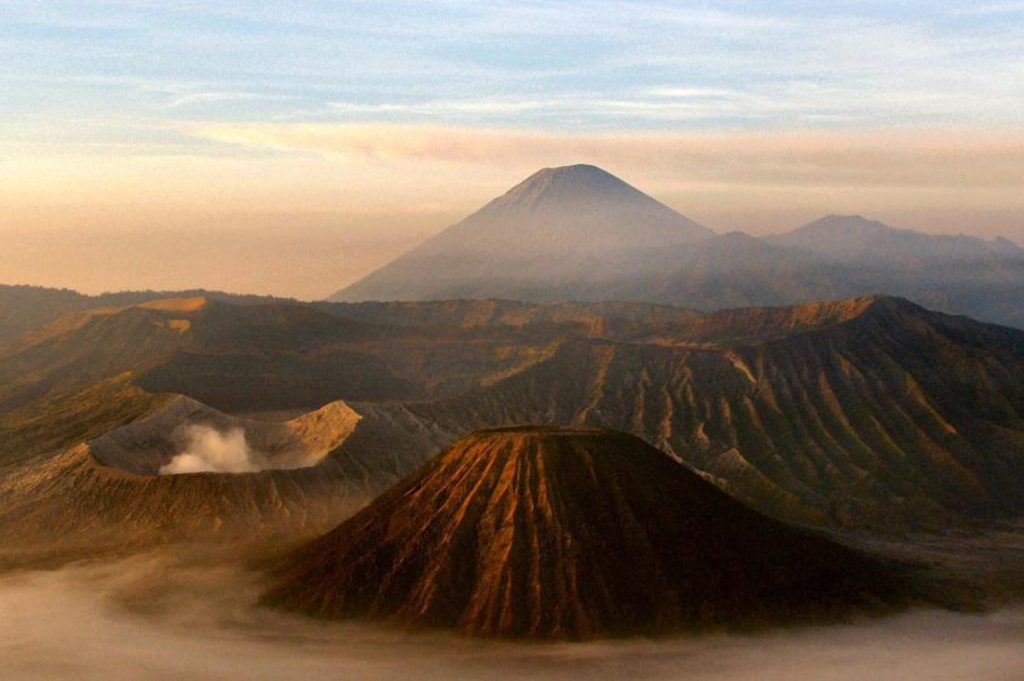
614 231 841 308
0 296 417 413
766 215 1024 328
0 295 592 414
263 427 905 638
768 214 1024 267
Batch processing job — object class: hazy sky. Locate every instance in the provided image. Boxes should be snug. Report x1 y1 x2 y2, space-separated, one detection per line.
2 1 1023 297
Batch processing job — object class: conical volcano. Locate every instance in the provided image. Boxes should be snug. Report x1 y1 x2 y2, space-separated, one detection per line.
262 427 904 639
330 165 713 303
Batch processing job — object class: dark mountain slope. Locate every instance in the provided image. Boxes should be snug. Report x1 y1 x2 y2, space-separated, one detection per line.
0 297 415 413
319 298 702 336
1 296 662 414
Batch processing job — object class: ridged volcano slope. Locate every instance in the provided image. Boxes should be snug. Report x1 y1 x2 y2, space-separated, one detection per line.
263 427 903 639
398 297 1024 529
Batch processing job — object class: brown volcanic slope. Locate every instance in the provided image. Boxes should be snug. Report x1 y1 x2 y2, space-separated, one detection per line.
385 296 1024 530
264 427 904 639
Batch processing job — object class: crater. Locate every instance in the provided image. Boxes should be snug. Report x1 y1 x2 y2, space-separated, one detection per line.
88 396 361 476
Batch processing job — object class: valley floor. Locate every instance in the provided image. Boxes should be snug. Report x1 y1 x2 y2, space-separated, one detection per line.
2 532 1024 681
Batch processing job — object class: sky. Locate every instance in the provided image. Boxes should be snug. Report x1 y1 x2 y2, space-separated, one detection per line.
1 1 1023 298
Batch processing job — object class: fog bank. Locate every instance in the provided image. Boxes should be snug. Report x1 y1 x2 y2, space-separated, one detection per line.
1 555 1023 681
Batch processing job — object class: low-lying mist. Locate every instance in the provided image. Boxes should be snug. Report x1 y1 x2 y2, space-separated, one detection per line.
1 553 1023 681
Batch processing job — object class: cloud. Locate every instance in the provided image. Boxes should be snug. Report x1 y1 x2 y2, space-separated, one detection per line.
164 92 298 110
186 122 1024 190
327 99 549 116
5 1 1024 133
947 2 1024 16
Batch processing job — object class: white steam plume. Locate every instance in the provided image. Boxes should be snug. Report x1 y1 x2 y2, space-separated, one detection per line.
160 425 264 475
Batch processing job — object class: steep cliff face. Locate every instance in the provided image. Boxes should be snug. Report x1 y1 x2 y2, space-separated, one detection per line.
264 427 903 639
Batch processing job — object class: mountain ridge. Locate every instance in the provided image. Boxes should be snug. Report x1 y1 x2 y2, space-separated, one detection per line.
326 167 1024 328
770 214 1024 265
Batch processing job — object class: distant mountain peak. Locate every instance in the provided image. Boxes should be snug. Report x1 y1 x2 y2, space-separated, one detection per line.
800 214 894 235
482 163 658 216
771 214 1024 269
992 236 1024 254
535 163 612 179
330 164 713 303
521 163 630 188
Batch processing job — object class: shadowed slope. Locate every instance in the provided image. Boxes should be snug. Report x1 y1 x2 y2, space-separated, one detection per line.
264 427 904 639
0 297 417 413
